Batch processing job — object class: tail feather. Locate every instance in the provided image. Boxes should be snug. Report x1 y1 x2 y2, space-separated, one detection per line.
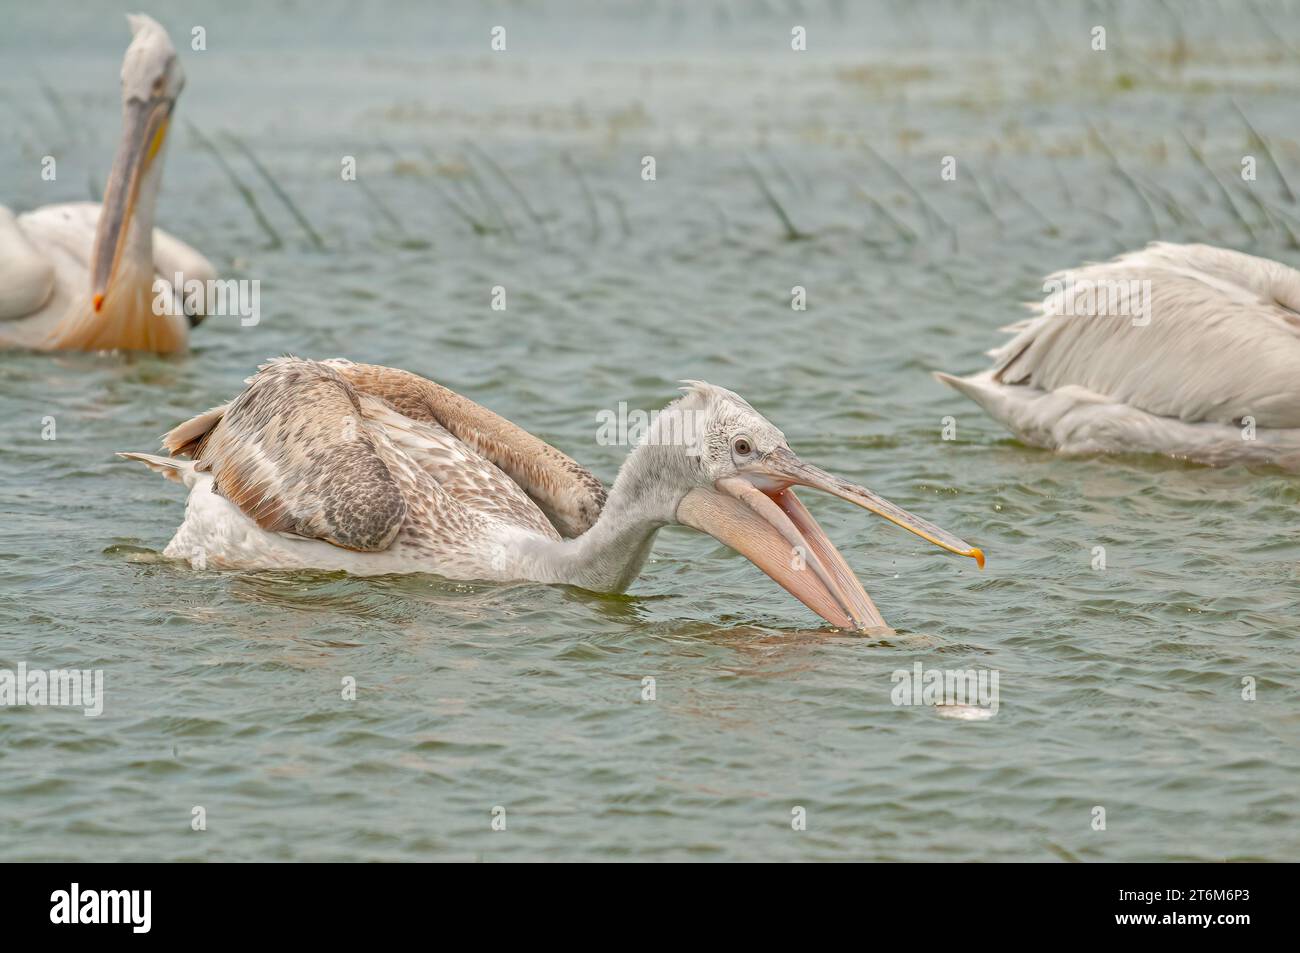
933 370 985 403
162 403 227 457
117 451 188 483
933 370 1022 428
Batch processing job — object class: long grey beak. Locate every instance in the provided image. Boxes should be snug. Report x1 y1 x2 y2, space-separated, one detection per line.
755 447 985 566
90 96 171 312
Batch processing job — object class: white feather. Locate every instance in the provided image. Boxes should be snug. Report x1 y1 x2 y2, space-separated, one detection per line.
939 242 1300 468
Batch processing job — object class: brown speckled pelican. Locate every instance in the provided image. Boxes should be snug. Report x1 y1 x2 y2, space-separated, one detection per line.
121 357 984 631
0 14 213 353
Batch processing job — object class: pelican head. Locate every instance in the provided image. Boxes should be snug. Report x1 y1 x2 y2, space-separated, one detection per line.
646 382 984 631
90 13 184 313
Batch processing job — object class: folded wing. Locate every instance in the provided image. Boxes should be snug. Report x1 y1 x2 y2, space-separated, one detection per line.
167 358 410 551
322 359 607 537
0 207 56 322
161 357 608 553
992 242 1300 427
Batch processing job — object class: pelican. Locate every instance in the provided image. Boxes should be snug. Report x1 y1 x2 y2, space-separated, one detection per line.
120 357 985 631
0 14 213 353
937 242 1300 469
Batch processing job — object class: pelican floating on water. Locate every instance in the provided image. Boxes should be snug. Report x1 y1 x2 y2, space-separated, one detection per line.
0 14 213 353
937 242 1300 469
121 358 984 631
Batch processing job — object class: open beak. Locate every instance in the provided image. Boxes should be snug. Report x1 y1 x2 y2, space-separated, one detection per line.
677 447 984 632
90 96 172 312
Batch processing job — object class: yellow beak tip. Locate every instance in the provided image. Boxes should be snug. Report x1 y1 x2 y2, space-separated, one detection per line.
971 548 985 569
92 293 105 312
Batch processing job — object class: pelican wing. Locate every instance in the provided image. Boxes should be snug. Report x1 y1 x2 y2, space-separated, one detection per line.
162 357 605 553
0 208 56 321
356 395 561 540
992 243 1300 427
164 358 413 551
321 359 608 537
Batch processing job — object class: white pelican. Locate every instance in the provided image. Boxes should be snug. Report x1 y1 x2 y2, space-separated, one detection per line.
0 14 213 353
937 242 1300 469
120 357 985 631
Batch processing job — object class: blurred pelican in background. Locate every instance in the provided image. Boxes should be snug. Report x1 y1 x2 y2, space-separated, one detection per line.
0 13 213 353
938 243 1300 469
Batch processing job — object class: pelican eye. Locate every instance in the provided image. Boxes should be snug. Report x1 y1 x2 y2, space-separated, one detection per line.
732 437 753 456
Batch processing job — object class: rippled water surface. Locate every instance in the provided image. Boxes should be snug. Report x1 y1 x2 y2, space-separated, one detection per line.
2 0 1298 861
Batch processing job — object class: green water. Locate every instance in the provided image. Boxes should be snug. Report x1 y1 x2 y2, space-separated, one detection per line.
1 0 1297 861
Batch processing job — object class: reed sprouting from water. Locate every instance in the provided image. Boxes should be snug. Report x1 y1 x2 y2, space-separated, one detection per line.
1233 179 1298 248
1135 170 1205 231
861 140 955 244
223 132 326 250
415 146 497 236
355 172 406 238
993 170 1055 237
1231 100 1295 204
462 157 516 240
764 150 807 200
857 188 918 243
8 97 49 165
744 156 808 241
32 72 99 200
1088 121 1161 238
33 70 78 149
1258 199 1300 249
186 121 282 248
463 141 549 237
1043 139 1119 232
701 195 731 244
1046 152 1075 209
962 166 1004 237
599 188 632 241
1178 130 1256 243
561 152 602 243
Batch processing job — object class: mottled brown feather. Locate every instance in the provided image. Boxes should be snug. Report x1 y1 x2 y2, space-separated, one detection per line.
323 359 607 537
168 358 408 551
159 357 606 554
